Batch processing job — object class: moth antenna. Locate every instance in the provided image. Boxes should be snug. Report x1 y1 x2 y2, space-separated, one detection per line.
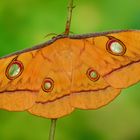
44 33 58 39
69 30 75 34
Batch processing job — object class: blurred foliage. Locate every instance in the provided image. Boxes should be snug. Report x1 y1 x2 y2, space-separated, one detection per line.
0 0 140 140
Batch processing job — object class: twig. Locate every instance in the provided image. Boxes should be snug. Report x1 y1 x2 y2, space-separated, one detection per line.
49 119 57 140
48 1 74 139
64 0 74 35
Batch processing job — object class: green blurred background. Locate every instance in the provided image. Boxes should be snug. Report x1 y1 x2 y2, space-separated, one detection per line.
0 0 140 140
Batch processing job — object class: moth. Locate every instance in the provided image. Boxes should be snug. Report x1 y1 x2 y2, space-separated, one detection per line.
0 30 140 119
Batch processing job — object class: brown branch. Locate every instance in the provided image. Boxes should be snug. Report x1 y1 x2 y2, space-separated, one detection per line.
49 119 57 140
64 0 74 35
